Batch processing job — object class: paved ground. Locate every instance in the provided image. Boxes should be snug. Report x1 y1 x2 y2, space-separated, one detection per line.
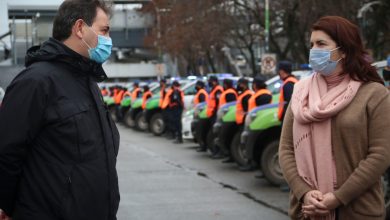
115 124 289 220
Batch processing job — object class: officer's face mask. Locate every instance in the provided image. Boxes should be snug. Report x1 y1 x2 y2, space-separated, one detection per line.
208 81 214 88
82 22 112 63
309 47 342 76
236 85 243 92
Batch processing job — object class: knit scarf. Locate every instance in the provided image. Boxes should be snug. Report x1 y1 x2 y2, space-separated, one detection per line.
290 73 361 220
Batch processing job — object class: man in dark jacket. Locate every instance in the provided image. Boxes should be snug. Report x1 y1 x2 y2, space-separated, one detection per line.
0 1 120 220
168 81 184 144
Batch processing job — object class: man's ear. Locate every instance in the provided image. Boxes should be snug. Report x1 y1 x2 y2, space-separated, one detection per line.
74 19 85 39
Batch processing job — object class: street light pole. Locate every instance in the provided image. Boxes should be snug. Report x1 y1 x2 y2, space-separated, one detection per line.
264 0 269 52
150 0 161 62
357 1 381 41
149 0 163 79
12 16 17 65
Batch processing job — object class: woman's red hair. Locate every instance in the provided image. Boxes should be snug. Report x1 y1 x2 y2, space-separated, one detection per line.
312 16 383 84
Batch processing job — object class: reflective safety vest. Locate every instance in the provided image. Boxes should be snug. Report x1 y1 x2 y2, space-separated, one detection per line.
112 88 119 98
122 91 132 99
168 88 184 108
161 88 173 109
278 77 298 121
142 91 153 109
101 89 108 96
206 85 224 117
114 89 125 104
131 88 141 102
193 88 209 105
159 86 166 107
219 88 238 107
248 89 272 112
235 89 254 124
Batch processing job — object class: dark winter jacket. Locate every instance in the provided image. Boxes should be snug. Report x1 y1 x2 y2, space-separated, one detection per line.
0 38 120 220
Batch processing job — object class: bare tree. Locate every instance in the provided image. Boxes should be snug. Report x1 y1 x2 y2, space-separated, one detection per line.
142 0 390 76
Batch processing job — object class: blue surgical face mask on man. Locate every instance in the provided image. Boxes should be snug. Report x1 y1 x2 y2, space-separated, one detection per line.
82 23 112 63
309 47 342 76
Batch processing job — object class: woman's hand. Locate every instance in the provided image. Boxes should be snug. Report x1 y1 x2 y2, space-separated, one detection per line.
302 190 329 217
0 209 11 220
321 192 341 210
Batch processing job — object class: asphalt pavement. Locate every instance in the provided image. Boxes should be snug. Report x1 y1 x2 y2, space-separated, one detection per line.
115 124 289 220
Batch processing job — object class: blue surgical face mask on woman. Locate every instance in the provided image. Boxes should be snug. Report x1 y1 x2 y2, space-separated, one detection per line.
82 23 112 63
309 47 342 76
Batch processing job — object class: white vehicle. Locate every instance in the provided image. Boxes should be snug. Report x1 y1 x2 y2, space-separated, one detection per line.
145 78 203 136
372 60 389 87
0 87 5 105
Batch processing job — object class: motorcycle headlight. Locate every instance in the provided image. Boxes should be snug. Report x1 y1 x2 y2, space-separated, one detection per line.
244 111 257 131
217 107 230 121
184 110 192 117
194 106 204 118
183 111 194 122
194 109 199 118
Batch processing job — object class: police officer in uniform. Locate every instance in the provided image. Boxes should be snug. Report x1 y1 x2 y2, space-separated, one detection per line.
277 61 297 192
168 81 184 143
193 80 208 105
141 85 152 110
219 79 238 105
277 61 298 122
249 76 272 108
158 79 170 137
161 81 176 139
223 78 253 163
197 76 223 152
211 78 238 159
239 76 272 171
131 81 142 103
114 86 127 121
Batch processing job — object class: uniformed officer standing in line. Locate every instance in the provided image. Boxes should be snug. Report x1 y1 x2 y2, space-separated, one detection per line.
197 76 223 152
131 81 142 102
276 61 297 192
239 76 272 171
114 86 127 121
158 79 170 137
193 80 208 105
277 61 298 122
211 78 238 159
222 78 253 163
219 79 238 105
161 80 175 139
141 85 152 110
100 86 109 96
168 80 184 144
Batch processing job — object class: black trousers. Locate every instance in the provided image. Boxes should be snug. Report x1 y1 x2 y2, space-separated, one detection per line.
170 107 183 139
162 109 171 134
115 104 122 120
196 115 217 148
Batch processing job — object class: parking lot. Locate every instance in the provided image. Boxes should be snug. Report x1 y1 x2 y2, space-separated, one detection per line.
115 123 289 220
